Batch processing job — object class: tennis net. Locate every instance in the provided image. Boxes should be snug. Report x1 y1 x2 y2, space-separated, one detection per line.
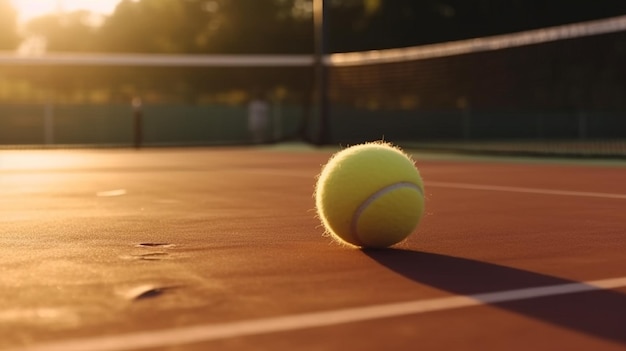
1 15 625 157
324 15 626 157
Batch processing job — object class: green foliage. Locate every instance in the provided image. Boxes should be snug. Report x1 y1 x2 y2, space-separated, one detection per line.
28 0 314 54
17 0 626 54
201 0 313 54
328 0 626 52
26 11 98 52
100 0 215 53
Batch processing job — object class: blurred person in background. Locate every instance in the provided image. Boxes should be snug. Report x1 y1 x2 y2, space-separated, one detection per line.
248 91 270 144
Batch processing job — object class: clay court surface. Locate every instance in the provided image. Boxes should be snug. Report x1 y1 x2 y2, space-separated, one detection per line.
1 145 625 351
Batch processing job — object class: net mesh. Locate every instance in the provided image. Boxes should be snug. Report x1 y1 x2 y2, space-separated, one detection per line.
325 15 626 157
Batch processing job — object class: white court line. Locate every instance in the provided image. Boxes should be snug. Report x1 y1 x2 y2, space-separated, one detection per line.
427 181 626 199
12 277 626 351
249 169 626 200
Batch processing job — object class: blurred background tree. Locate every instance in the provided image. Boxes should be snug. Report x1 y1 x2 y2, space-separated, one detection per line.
26 11 99 52
0 0 20 50
9 0 626 54
327 0 626 52
98 0 216 53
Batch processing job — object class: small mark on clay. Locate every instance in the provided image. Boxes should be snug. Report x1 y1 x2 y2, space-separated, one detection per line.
135 243 175 248
96 189 127 197
122 284 180 301
134 287 165 300
138 252 169 259
120 252 170 261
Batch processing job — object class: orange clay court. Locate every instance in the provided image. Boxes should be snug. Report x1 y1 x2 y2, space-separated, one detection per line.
1 145 625 351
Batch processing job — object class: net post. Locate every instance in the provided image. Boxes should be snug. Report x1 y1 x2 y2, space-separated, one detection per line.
43 101 55 146
313 0 330 145
132 97 143 149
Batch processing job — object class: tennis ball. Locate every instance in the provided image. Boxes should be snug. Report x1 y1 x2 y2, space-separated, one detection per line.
315 142 425 248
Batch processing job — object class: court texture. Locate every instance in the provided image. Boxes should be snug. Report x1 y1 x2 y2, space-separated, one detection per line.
1 144 624 351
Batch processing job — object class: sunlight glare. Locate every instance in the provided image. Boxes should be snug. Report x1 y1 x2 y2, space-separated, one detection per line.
0 151 88 171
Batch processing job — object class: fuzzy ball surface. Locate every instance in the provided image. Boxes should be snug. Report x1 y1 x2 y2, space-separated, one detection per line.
315 142 425 248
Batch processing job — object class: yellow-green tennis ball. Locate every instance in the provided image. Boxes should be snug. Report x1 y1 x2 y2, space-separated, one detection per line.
315 142 425 248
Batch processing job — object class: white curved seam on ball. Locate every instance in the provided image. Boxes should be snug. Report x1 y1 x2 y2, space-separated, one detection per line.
350 181 424 244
